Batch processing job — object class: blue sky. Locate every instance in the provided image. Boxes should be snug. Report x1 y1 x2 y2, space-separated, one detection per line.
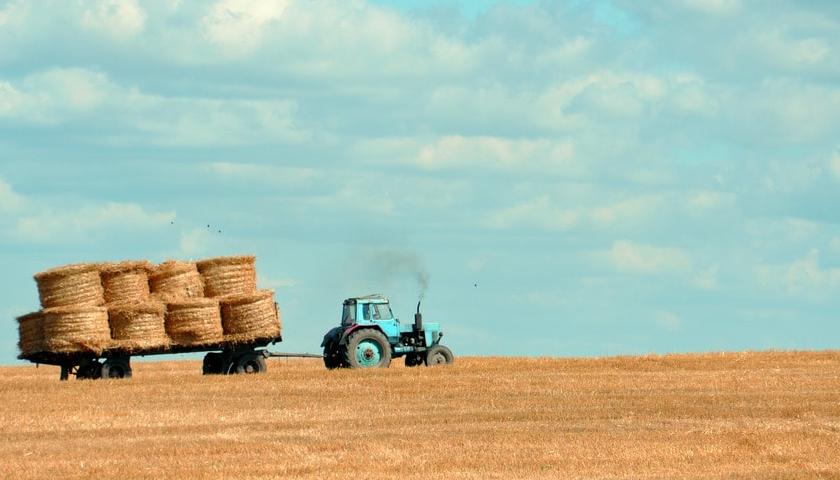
1 0 839 363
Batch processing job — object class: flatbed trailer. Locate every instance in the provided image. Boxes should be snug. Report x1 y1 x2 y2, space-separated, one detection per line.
19 335 322 381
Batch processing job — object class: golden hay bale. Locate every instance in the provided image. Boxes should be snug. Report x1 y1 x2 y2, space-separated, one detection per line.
219 290 281 343
196 255 257 298
42 306 110 354
149 261 204 302
165 298 223 346
101 260 152 305
17 311 44 356
34 263 104 309
108 301 169 351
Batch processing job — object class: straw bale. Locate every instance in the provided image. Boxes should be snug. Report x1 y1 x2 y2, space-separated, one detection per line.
17 311 44 356
101 260 152 305
34 263 104 309
196 255 257 298
220 290 281 343
42 306 110 354
165 298 224 346
149 261 204 302
108 301 169 352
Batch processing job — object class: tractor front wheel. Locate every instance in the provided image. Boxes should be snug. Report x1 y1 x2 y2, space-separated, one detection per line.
344 329 391 368
425 345 454 366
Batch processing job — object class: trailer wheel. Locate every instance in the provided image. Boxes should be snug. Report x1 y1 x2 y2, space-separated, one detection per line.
344 329 391 368
202 353 224 375
101 358 132 379
76 360 102 380
424 345 454 366
235 353 267 374
404 353 423 367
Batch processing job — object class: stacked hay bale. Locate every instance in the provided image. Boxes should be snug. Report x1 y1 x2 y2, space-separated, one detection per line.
219 290 282 343
197 256 281 344
101 261 152 304
42 305 111 354
149 261 204 302
108 301 169 351
16 312 44 356
164 298 224 346
17 254 282 357
26 263 109 355
101 260 170 352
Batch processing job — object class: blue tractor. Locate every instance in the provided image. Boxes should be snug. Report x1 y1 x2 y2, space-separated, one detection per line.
321 294 454 369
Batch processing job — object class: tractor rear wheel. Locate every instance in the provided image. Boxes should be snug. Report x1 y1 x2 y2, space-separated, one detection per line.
424 345 454 366
344 329 391 368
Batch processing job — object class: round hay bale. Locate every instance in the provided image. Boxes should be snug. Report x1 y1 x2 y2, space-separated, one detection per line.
220 290 281 343
149 261 204 302
17 311 44 356
42 306 110 354
101 260 152 305
34 263 104 309
165 298 223 346
108 301 169 352
196 255 257 298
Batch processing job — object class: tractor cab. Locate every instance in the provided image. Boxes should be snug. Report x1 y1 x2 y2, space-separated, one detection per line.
322 294 453 369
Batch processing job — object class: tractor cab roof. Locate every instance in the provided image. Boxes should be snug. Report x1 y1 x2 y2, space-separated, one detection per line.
344 294 390 305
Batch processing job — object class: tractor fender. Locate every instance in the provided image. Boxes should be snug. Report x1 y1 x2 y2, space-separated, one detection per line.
321 326 345 348
338 324 386 346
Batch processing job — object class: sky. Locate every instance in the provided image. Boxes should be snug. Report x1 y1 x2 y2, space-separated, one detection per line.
1 0 839 364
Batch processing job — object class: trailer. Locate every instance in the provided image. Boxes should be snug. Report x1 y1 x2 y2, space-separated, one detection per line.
19 335 322 381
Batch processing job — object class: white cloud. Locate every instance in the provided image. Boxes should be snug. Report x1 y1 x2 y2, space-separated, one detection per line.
0 69 308 146
693 264 720 290
179 227 214 256
82 0 147 39
684 190 736 212
831 152 840 180
655 310 682 331
607 241 693 274
202 0 289 55
208 162 317 184
14 202 175 243
0 178 24 211
485 193 662 231
755 250 840 297
678 0 741 15
257 276 298 289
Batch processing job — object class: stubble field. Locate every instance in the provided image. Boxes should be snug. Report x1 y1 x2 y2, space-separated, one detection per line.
0 351 839 479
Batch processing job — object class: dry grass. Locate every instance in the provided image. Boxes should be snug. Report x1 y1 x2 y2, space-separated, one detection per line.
0 351 839 480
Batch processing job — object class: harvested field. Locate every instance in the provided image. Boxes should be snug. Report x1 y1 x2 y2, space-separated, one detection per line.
1 351 839 480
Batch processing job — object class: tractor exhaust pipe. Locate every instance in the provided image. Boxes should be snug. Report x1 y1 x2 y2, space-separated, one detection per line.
414 299 423 331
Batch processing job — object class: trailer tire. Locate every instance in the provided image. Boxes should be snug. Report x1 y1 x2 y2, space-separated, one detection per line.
202 353 224 375
344 329 391 368
235 353 267 374
101 358 132 379
76 360 102 380
424 345 454 366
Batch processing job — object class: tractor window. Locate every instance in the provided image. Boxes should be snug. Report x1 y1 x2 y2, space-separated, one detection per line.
362 303 372 320
342 304 355 325
374 304 393 320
